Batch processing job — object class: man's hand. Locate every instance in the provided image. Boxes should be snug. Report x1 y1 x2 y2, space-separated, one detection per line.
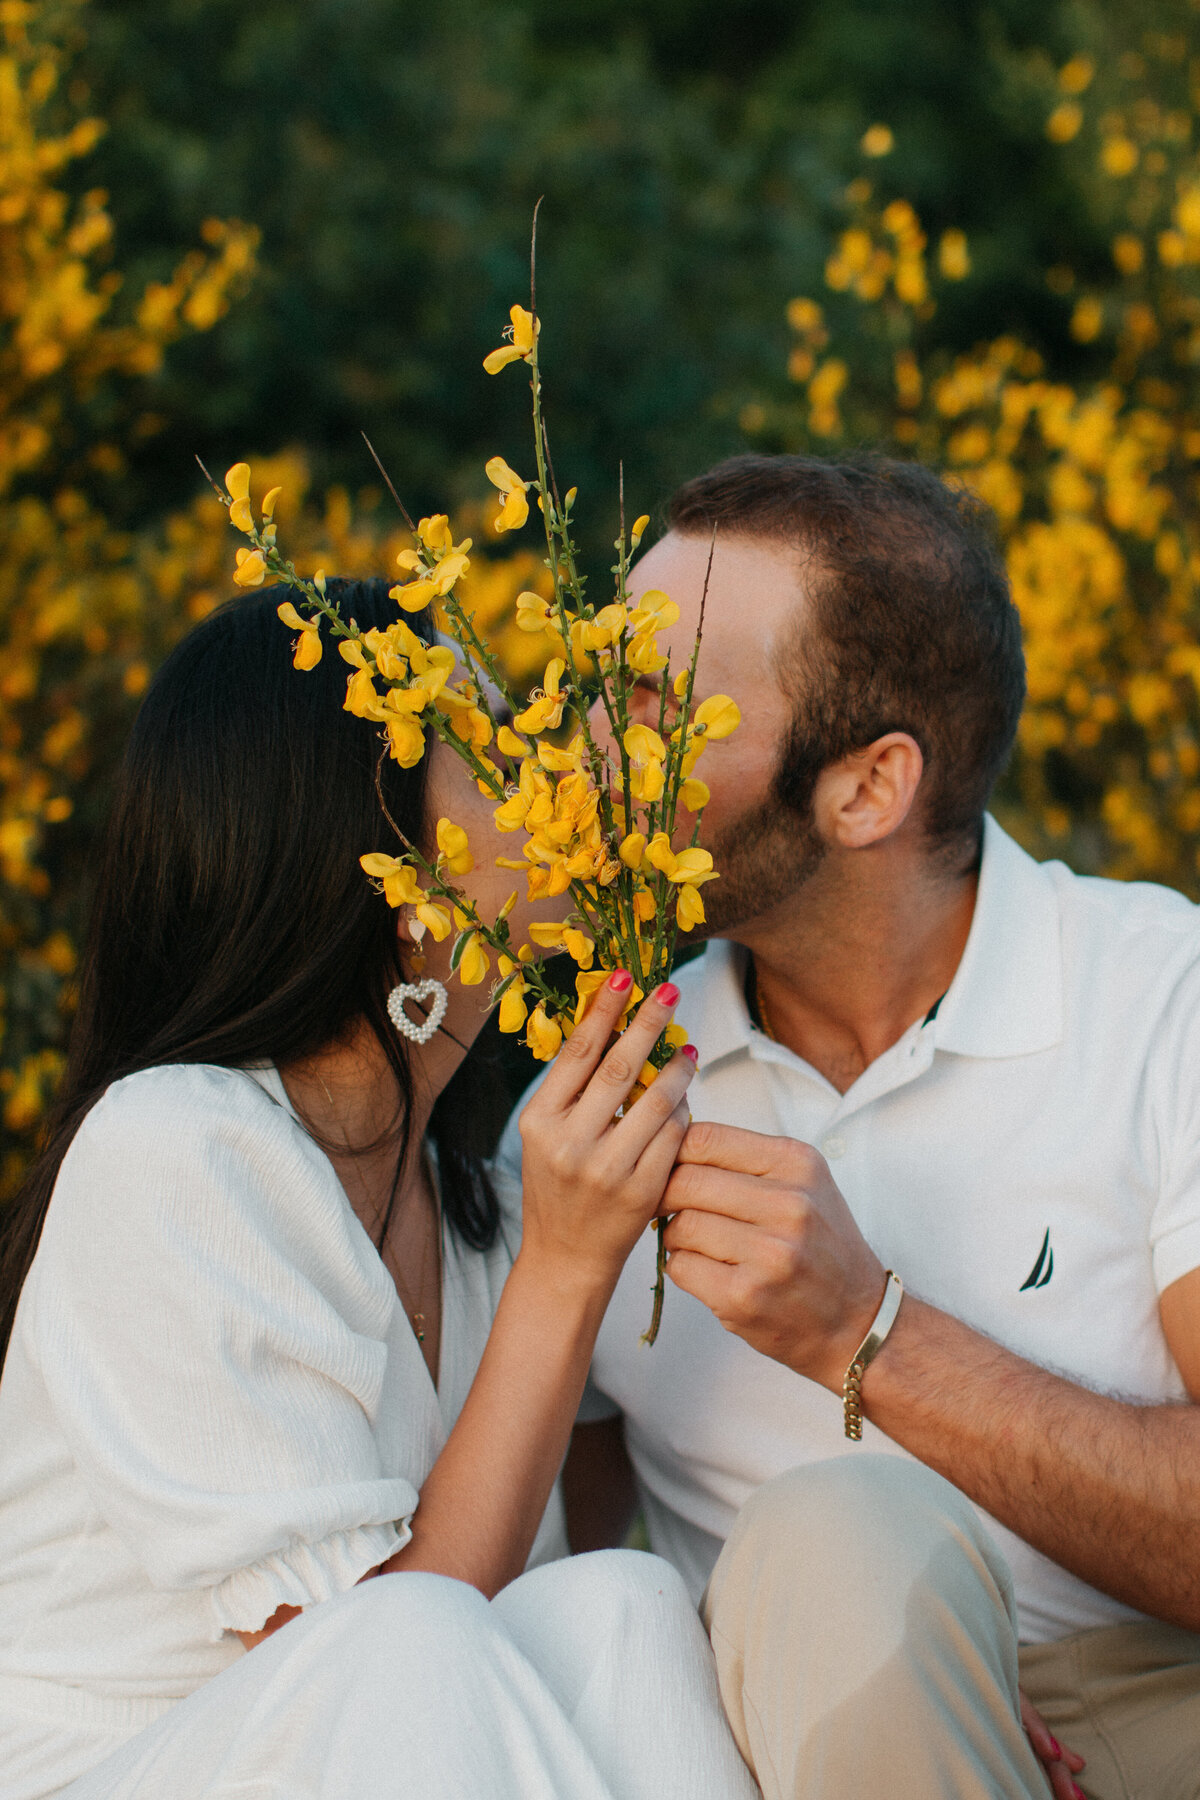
662 1121 886 1390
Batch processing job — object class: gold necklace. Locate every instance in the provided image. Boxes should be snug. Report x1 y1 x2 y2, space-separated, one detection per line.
385 1158 442 1350
753 961 779 1042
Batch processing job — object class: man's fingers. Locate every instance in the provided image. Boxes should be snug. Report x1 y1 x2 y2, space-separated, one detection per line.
530 971 639 1115
663 1246 741 1319
664 1160 801 1229
630 1097 692 1202
663 1206 760 1267
678 1118 826 1187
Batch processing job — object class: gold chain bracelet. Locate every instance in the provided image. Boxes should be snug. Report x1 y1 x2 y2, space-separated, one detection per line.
842 1270 904 1440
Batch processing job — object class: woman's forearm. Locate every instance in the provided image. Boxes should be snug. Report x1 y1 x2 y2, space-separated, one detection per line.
380 1251 610 1596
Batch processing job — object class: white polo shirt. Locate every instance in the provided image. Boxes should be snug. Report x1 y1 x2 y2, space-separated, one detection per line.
497 816 1200 1643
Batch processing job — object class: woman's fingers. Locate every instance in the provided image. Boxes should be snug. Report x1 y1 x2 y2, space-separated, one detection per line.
531 970 639 1115
608 1048 695 1172
567 983 687 1141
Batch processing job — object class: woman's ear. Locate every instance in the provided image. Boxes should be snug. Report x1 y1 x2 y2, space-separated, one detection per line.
814 732 924 850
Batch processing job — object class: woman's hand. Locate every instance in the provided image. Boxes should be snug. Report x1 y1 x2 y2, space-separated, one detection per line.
1020 1690 1087 1799
517 971 696 1297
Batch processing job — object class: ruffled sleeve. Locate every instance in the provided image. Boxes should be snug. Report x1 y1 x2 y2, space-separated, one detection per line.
26 1064 418 1638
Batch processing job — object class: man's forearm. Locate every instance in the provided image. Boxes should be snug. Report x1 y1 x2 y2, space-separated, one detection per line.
863 1296 1200 1629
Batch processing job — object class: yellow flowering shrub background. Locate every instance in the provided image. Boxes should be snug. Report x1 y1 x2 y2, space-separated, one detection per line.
4 2 1200 1184
781 37 1200 892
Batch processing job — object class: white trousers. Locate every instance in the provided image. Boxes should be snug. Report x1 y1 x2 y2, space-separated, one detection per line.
30 1551 758 1800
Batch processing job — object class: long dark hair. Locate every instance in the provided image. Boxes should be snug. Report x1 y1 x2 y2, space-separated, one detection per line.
0 579 501 1368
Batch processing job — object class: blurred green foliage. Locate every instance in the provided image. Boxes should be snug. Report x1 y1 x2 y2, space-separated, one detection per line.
72 0 1115 546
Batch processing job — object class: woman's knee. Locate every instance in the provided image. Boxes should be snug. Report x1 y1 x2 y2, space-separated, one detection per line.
499 1548 693 1635
276 1570 491 1675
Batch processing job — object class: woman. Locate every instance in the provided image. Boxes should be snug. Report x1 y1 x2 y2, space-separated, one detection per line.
0 581 758 1800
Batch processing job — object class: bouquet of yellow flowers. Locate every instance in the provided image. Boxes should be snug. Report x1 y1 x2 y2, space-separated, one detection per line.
206 280 739 1342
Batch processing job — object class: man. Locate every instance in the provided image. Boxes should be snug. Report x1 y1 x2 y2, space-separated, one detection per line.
498 453 1200 1800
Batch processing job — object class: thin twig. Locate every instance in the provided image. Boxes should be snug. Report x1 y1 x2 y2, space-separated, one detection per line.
195 454 223 499
361 432 417 534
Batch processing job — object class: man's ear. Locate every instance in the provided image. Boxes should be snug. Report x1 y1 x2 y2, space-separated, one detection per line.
813 732 924 850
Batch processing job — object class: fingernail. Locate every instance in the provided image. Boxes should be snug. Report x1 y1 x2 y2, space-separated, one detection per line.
608 969 632 993
1072 1786 1085 1799
656 982 680 1006
1048 1738 1062 1761
681 1044 699 1063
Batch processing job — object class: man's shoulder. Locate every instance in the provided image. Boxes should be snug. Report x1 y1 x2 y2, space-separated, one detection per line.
1047 858 1200 964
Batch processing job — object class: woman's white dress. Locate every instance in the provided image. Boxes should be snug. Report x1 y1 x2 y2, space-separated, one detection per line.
0 1063 756 1800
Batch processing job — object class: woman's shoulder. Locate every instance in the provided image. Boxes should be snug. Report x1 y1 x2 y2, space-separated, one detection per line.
76 1062 302 1164
50 1062 354 1264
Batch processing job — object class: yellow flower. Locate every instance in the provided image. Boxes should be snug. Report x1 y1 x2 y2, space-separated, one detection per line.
629 588 680 633
938 230 970 281
694 693 741 739
623 722 667 764
233 546 267 587
262 485 282 523
1046 101 1083 143
418 514 453 553
630 514 650 545
276 601 322 670
483 304 540 375
225 462 251 502
573 970 610 1023
485 456 531 533
677 883 706 930
619 831 646 869
562 928 594 968
497 960 529 1033
456 933 489 986
680 777 710 811
415 901 452 941
1100 137 1138 178
526 1001 563 1061
344 667 386 721
386 715 426 767
861 123 894 157
360 853 423 909
515 590 554 632
436 817 474 876
497 724 530 758
668 847 716 886
390 578 436 613
514 657 567 733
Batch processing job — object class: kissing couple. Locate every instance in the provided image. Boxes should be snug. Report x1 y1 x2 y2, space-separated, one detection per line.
4 451 1198 1800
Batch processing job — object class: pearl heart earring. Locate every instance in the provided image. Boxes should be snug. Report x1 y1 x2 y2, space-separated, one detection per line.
387 979 448 1045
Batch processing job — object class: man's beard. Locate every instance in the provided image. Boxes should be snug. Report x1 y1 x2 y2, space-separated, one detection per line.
697 787 827 938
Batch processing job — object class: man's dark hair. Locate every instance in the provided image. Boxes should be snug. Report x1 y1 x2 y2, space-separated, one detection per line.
668 452 1026 857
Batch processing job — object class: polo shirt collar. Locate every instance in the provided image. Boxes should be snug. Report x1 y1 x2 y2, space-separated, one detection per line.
925 814 1064 1058
694 813 1064 1068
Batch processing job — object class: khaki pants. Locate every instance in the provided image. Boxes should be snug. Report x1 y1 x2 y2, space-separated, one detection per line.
703 1457 1047 1799
1021 1620 1200 1800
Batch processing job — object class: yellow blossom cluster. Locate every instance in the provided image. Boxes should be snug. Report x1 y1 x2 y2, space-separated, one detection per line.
218 295 742 1341
785 37 1200 891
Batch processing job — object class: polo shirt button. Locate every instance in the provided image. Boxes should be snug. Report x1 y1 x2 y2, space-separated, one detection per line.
822 1134 846 1160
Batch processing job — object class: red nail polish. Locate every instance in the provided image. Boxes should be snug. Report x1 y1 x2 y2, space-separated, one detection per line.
1049 1738 1062 1761
608 969 632 993
682 1044 699 1063
1072 1786 1086 1800
657 982 680 1007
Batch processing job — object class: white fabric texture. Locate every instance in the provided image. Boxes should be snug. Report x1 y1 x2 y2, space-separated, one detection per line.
7 1557 756 1800
497 816 1200 1645
0 1061 569 1797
